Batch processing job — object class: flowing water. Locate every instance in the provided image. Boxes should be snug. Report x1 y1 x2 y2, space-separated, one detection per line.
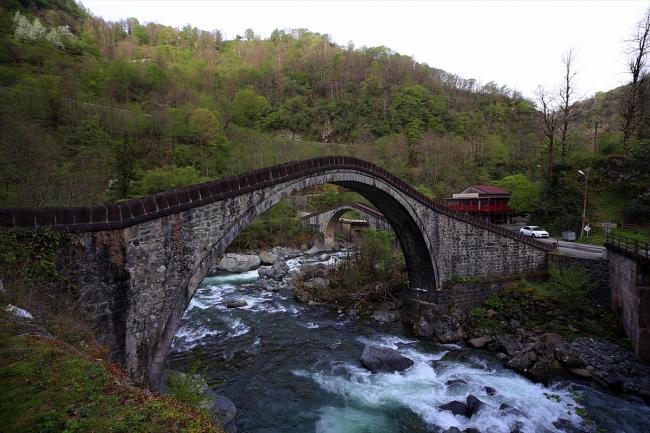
166 251 650 433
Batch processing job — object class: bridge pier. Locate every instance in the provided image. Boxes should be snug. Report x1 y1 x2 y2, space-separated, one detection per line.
607 243 650 362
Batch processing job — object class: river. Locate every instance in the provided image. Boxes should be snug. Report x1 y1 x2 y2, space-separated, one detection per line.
166 250 650 433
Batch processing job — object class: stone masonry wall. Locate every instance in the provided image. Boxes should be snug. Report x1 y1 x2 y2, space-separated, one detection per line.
547 253 610 305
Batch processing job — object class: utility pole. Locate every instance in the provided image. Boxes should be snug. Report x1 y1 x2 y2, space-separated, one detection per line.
578 169 589 239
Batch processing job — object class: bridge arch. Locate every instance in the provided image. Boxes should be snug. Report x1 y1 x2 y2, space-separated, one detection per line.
0 156 551 389
301 202 393 247
147 170 439 389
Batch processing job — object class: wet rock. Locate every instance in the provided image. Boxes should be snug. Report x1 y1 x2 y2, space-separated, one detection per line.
568 367 591 378
0 279 5 293
225 298 248 309
552 418 582 433
217 254 261 272
484 386 496 396
441 428 462 433
445 379 468 387
439 400 467 416
465 394 483 417
5 304 33 320
468 335 492 348
258 260 289 281
499 403 524 417
258 251 277 265
359 345 414 373
496 352 509 361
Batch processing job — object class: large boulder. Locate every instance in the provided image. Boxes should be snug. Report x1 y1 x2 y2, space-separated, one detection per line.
258 260 290 281
465 394 483 417
258 251 278 265
217 254 261 272
212 394 237 433
225 298 247 309
505 333 581 384
468 335 492 348
439 400 466 416
360 345 414 373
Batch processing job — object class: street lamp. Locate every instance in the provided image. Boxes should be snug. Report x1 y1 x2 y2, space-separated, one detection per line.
578 169 589 239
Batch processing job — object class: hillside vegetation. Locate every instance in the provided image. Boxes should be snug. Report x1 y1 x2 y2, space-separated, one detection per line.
0 0 649 236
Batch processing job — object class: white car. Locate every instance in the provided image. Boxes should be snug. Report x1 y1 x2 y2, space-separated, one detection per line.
519 226 549 238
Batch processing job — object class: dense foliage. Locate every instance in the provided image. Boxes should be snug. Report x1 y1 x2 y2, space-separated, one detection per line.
0 1 648 236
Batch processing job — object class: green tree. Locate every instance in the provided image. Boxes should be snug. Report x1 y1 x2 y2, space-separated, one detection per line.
231 89 270 129
497 173 540 213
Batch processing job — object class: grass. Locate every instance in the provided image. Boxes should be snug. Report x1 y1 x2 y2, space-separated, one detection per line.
0 313 224 433
576 226 650 246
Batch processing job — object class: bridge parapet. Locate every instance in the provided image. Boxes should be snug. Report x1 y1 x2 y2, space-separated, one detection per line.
0 156 554 252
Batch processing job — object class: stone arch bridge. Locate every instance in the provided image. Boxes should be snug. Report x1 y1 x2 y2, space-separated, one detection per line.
301 202 393 246
0 156 552 389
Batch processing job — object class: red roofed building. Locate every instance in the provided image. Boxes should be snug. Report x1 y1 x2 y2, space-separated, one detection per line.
443 185 514 224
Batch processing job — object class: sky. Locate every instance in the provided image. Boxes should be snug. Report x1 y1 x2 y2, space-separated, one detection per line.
82 0 650 99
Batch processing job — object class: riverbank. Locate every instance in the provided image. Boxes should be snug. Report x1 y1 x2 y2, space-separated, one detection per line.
0 311 225 433
167 248 650 432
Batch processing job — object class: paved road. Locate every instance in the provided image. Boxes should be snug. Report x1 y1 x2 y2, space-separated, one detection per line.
501 224 606 260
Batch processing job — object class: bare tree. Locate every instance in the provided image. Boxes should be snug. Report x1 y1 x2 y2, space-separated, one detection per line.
559 49 578 160
536 86 558 219
621 8 650 146
536 86 557 177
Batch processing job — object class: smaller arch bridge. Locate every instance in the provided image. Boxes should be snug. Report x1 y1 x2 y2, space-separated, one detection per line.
301 202 393 247
0 156 553 389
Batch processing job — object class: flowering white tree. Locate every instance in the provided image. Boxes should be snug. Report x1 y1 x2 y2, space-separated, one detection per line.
13 12 74 49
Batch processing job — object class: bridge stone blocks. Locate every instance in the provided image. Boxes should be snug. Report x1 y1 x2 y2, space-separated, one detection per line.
608 248 650 361
1 156 552 388
301 202 393 247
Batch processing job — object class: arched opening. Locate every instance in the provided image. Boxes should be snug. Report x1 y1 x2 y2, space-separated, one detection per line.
322 207 355 248
147 171 438 389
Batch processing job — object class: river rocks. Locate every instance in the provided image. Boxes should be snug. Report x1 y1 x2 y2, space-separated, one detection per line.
0 279 5 293
359 345 414 373
439 400 467 416
371 301 401 323
568 367 591 378
225 298 248 308
439 395 484 418
258 251 278 265
258 260 290 281
504 333 583 384
304 277 329 290
484 386 496 396
468 335 492 348
217 254 261 272
465 394 483 417
445 378 468 387
5 304 33 320
410 310 465 343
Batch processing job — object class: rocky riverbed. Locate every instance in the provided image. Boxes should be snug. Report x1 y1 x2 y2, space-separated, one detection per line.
167 248 650 433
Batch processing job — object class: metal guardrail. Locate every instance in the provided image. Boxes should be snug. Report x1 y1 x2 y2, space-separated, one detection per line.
605 232 650 260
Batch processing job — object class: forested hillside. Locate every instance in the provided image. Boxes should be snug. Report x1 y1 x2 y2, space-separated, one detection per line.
1 0 648 233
